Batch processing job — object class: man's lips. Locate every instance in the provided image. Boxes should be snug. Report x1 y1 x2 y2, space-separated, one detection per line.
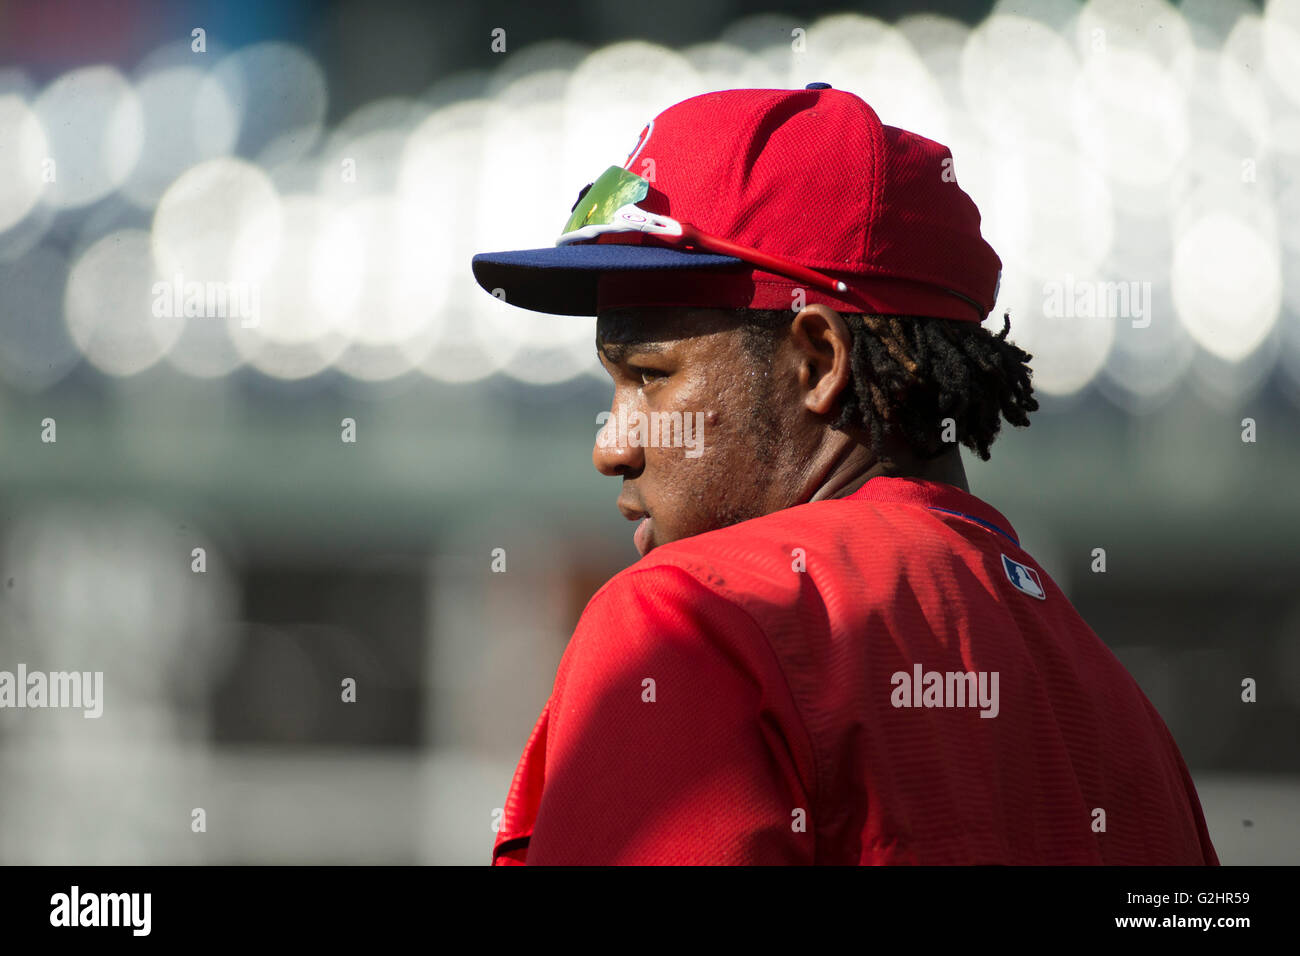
618 499 654 556
633 516 653 556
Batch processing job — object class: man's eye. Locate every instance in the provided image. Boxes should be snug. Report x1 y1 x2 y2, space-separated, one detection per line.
632 366 666 386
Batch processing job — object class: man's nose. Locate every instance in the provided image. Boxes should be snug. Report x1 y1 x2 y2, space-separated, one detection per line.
592 404 645 476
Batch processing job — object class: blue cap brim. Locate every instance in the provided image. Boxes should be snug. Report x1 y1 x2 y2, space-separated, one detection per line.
471 244 743 316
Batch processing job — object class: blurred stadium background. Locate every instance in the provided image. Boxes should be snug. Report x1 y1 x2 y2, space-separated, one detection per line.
0 0 1297 864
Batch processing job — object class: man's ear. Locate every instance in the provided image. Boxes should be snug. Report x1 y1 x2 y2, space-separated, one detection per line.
789 304 853 416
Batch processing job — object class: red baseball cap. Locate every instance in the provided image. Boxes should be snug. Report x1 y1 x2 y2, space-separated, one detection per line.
471 84 1001 322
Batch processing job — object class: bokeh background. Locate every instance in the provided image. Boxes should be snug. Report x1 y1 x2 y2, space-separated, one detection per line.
0 0 1297 864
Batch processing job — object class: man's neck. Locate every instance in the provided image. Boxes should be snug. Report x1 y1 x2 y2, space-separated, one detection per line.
809 445 970 502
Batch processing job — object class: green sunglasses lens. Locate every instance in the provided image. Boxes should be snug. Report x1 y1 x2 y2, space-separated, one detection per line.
561 165 650 236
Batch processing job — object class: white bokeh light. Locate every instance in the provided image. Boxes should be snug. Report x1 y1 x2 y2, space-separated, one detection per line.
1075 0 1194 67
1096 282 1199 413
985 138 1115 282
1072 49 1190 192
819 22 950 142
1217 22 1272 148
400 98 513 383
228 194 351 381
198 42 327 166
64 229 184 377
994 273 1116 397
472 71 597 384
1264 0 1300 109
317 98 428 201
152 157 283 284
682 42 783 92
0 95 47 233
564 42 701 195
962 14 1080 143
121 65 238 208
310 196 436 347
33 66 143 209
1171 212 1282 362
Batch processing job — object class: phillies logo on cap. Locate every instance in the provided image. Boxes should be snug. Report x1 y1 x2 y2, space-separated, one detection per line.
623 120 654 169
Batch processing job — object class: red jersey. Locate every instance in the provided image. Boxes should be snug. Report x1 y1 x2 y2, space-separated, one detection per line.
492 476 1219 865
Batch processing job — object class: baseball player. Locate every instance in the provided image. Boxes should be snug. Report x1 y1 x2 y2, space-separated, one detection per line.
471 85 1219 865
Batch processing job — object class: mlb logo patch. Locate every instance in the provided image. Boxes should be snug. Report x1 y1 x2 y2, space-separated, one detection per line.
1002 554 1046 600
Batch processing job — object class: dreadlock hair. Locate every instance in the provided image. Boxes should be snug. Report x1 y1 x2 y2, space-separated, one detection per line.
739 309 1039 462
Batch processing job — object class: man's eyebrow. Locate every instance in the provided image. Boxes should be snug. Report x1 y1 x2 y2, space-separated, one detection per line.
596 339 667 364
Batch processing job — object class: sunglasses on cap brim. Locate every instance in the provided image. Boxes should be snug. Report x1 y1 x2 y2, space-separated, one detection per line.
557 165 851 298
